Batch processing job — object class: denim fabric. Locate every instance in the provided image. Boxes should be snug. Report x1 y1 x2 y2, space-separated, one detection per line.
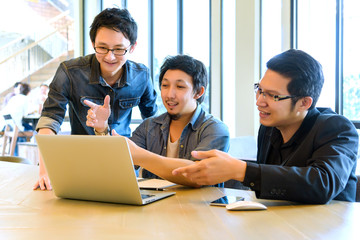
130 105 230 187
36 54 157 137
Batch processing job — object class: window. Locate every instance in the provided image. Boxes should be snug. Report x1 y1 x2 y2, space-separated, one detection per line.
183 0 210 112
222 0 236 137
297 0 360 127
102 0 211 119
298 0 337 110
343 0 360 122
261 0 282 76
152 0 178 114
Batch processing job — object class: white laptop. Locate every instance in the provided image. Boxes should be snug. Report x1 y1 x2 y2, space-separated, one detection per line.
35 135 175 205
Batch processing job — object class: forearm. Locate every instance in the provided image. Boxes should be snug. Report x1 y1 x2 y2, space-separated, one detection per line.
132 147 200 187
37 128 56 175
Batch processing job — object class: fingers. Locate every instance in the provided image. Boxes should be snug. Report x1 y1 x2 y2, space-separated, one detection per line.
191 149 219 160
34 177 52 191
172 163 212 186
86 109 97 127
172 163 202 176
103 95 110 110
112 129 119 136
83 99 98 109
33 181 40 190
84 95 110 109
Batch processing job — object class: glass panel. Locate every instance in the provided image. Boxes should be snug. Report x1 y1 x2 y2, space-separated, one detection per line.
261 0 282 76
222 0 236 137
127 0 149 67
153 0 178 114
127 0 150 120
102 1 150 121
102 0 125 8
298 0 336 110
183 0 210 112
343 0 360 121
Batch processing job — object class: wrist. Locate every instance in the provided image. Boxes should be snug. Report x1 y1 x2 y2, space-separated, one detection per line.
94 125 110 136
233 160 247 182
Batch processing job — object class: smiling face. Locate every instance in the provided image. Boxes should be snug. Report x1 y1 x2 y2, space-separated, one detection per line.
92 27 135 83
256 69 309 135
160 69 202 121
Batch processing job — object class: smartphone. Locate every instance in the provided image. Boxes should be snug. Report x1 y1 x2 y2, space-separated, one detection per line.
210 195 245 206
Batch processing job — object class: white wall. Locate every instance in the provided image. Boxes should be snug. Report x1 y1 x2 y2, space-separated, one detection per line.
235 0 260 137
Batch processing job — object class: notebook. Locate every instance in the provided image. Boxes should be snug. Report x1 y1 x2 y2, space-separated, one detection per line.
137 178 176 191
35 135 175 205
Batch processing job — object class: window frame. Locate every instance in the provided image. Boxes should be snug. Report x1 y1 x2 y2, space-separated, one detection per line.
292 0 359 128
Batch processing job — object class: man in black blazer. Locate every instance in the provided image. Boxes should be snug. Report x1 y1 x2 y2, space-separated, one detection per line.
172 49 358 204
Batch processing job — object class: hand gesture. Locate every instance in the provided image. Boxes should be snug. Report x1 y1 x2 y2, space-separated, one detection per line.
172 150 246 185
84 95 111 132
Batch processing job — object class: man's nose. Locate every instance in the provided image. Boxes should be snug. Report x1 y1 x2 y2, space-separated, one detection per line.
104 50 116 59
167 86 176 98
256 93 267 107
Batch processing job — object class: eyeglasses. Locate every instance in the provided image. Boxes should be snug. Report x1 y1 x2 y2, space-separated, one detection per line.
94 46 131 56
254 83 299 102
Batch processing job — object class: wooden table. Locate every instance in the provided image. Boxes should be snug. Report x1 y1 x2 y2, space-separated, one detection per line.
0 161 360 240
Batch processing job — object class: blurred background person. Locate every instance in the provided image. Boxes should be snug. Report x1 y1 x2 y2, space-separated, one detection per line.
1 83 32 132
0 83 32 156
36 83 49 114
1 82 22 109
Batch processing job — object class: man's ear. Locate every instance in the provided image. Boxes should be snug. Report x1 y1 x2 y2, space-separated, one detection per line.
129 42 137 53
299 96 313 110
195 86 205 99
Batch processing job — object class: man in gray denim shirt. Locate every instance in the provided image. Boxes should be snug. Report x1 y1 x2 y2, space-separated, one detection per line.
86 55 229 187
34 8 157 190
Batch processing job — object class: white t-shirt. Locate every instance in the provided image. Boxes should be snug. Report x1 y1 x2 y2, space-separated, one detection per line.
166 134 180 158
1 94 29 131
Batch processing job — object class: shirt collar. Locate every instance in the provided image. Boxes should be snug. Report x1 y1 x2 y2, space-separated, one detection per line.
154 105 203 130
89 54 129 88
270 108 320 148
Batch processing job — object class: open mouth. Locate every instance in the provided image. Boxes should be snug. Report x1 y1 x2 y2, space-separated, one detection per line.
166 101 178 109
258 110 270 118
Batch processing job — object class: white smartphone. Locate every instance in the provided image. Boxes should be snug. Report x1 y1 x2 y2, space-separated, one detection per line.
210 195 245 206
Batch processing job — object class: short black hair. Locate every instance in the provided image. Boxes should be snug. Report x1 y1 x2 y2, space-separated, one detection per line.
90 8 137 45
14 82 22 88
159 55 208 104
20 83 30 96
266 49 324 109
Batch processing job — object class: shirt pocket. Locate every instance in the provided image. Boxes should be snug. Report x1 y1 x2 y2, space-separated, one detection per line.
118 97 140 109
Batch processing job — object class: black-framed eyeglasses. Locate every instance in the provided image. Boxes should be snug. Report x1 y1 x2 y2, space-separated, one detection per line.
254 83 299 102
94 45 131 56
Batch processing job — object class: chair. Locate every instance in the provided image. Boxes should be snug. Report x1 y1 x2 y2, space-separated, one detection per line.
0 156 31 164
224 136 257 190
1 114 33 156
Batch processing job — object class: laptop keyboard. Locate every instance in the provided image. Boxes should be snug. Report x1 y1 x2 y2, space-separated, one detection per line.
141 194 155 199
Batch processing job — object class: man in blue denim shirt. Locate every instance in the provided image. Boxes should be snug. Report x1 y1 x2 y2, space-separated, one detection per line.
86 55 229 187
34 8 157 190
